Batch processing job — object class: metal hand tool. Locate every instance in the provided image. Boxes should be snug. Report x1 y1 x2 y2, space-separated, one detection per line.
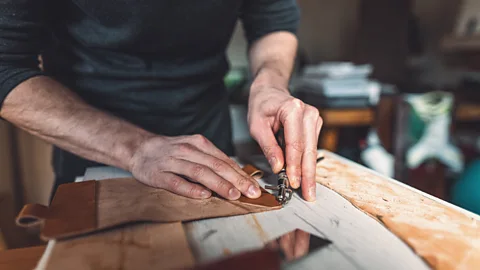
265 128 293 205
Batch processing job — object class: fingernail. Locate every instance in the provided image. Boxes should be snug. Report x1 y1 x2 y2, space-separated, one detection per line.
291 177 301 189
229 188 240 199
201 190 211 199
308 186 316 201
248 185 260 198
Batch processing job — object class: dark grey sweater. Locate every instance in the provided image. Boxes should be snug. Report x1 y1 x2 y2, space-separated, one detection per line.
0 0 299 185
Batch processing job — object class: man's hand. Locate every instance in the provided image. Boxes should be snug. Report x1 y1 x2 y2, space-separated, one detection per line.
129 134 262 200
248 85 322 202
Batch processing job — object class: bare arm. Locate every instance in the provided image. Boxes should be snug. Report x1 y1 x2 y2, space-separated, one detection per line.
248 31 298 92
0 76 153 171
242 0 322 201
1 76 263 200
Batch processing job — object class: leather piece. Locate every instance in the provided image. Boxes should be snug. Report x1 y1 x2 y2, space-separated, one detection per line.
45 181 97 240
16 181 97 241
16 204 49 229
97 177 281 230
242 164 264 179
45 222 194 270
16 164 281 241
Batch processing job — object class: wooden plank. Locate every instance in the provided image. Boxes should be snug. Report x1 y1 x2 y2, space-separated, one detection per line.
316 151 480 270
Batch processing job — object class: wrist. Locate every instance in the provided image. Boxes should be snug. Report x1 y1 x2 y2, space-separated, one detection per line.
250 66 290 94
122 131 157 172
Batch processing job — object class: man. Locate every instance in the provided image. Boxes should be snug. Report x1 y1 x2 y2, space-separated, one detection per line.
0 0 322 202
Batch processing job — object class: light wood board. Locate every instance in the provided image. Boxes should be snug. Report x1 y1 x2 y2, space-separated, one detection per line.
316 151 480 270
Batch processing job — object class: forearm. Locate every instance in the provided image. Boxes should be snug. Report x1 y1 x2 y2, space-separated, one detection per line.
248 31 298 92
0 76 155 171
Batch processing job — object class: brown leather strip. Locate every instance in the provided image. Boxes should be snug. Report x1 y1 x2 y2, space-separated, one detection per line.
15 204 49 228
241 164 264 179
41 181 97 241
97 178 281 231
238 187 279 207
24 163 277 241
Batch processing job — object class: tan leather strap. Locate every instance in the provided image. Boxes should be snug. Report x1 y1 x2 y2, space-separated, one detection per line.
15 204 49 229
15 164 278 241
242 164 264 179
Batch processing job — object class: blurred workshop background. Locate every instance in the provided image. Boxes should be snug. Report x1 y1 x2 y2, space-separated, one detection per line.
2 0 480 250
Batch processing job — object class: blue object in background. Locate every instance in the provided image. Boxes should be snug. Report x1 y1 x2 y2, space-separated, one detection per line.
451 159 480 215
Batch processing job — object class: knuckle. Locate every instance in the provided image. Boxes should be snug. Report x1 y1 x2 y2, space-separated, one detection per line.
168 176 183 191
192 134 209 145
211 159 226 172
287 140 305 152
235 176 249 188
289 98 305 110
262 145 275 156
191 164 206 178
187 185 200 197
215 179 230 192
304 148 317 157
318 116 324 126
306 106 320 118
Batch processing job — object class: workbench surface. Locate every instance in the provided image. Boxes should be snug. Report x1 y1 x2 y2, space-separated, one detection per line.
32 150 479 270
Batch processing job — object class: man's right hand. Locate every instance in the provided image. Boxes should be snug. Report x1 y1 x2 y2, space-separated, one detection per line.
129 134 262 200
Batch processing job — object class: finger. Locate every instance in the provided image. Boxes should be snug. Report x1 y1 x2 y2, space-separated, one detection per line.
279 231 296 261
280 99 305 189
265 239 280 251
148 172 211 199
302 106 320 202
294 230 311 259
179 135 254 181
250 121 284 173
166 158 240 200
173 143 261 198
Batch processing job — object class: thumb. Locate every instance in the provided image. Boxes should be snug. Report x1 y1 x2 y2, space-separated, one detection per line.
251 124 284 173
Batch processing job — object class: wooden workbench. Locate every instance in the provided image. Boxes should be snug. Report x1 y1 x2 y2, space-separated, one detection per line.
4 150 480 269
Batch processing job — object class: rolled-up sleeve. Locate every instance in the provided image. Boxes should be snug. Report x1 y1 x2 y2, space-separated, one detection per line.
240 0 300 45
0 0 45 109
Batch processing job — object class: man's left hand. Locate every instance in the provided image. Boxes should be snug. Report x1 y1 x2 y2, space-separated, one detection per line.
248 85 322 202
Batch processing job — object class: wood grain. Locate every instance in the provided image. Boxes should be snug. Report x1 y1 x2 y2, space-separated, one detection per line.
43 223 194 270
316 151 480 270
